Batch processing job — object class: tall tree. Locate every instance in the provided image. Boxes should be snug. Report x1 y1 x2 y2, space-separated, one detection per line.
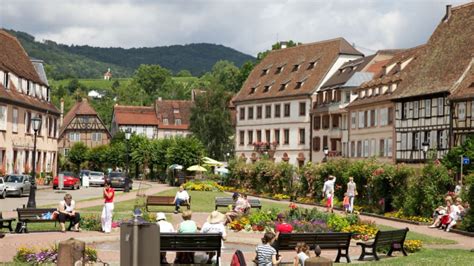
67 142 89 172
132 64 172 96
210 60 241 92
165 136 206 168
190 86 234 160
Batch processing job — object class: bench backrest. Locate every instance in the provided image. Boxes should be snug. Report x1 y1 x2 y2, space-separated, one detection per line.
215 197 261 207
17 208 57 221
275 232 352 251
146 196 191 205
374 228 409 247
160 233 222 252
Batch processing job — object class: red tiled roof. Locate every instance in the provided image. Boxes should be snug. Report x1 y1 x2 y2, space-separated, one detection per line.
449 59 474 101
155 99 193 129
392 3 474 99
365 59 392 75
0 30 46 86
113 105 159 126
0 83 59 114
59 98 109 136
233 38 363 102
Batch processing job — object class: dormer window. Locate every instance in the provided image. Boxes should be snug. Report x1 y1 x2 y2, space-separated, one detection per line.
27 81 31 95
3 72 9 89
263 85 271 93
295 81 304 89
276 66 284 74
249 87 256 94
292 64 300 72
163 118 169 125
17 77 22 92
173 109 179 114
375 87 380 95
368 89 373 97
280 84 287 91
261 69 269 76
307 61 317 70
175 119 182 125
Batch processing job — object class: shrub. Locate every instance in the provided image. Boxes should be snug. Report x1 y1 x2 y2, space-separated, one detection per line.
81 214 101 231
404 240 423 253
327 214 350 232
460 173 474 232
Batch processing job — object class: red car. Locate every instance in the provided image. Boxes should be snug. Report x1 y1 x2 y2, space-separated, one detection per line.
53 172 81 190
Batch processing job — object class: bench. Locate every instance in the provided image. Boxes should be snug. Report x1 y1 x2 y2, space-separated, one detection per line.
357 228 409 261
0 212 14 232
160 233 222 265
274 232 352 263
145 196 191 212
214 197 262 210
16 208 59 233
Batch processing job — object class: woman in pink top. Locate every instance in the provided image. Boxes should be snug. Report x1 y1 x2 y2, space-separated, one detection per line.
101 181 115 233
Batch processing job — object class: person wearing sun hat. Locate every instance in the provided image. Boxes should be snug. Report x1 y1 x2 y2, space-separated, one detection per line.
156 212 175 264
196 211 227 264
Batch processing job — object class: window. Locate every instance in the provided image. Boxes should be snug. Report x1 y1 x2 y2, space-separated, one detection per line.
261 69 269 76
425 99 431 117
92 132 102 142
163 118 169 125
401 133 407 150
292 64 300 72
249 87 256 94
322 115 330 129
239 131 245 145
173 109 180 114
332 114 339 128
424 131 431 146
256 106 262 119
363 140 369 157
299 128 305 144
274 129 280 144
413 101 419 118
471 101 474 118
295 82 303 89
307 61 317 70
437 98 444 116
379 139 385 157
12 108 18 133
314 116 321 130
265 105 271 118
357 141 362 157
299 102 306 116
263 85 271 93
350 141 355 157
284 103 290 117
265 130 271 142
0 106 6 130
239 108 245 120
388 107 393 125
248 107 254 119
458 102 466 120
175 119 182 125
18 77 22 91
25 112 31 133
345 92 350 103
323 136 328 149
283 129 290 144
380 108 388 126
387 138 393 157
247 130 253 144
351 112 356 129
402 102 408 120
3 72 8 89
275 104 281 118
358 111 364 128
313 137 321 151
276 66 284 74
413 132 420 150
279 84 287 91
64 149 70 156
256 130 262 142
69 132 80 142
27 81 31 95
370 109 376 127
437 130 444 149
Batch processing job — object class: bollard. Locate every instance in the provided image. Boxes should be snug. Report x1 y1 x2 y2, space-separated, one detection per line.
57 238 85 266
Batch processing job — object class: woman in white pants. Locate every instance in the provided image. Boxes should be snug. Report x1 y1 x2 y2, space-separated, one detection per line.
346 177 357 213
101 181 115 233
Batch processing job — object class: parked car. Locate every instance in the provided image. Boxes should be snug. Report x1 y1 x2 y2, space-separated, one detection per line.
53 172 80 190
89 171 105 186
4 174 32 197
109 172 132 190
0 177 6 199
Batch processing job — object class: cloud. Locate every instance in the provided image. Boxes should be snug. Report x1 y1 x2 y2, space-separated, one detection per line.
0 0 470 56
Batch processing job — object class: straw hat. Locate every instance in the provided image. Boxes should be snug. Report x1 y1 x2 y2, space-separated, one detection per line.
207 211 226 224
156 212 167 221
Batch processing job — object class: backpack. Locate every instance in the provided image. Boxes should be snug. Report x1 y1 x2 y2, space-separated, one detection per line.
231 249 247 266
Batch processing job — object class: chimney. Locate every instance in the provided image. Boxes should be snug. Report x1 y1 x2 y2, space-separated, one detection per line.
60 98 64 127
280 41 288 49
443 5 452 22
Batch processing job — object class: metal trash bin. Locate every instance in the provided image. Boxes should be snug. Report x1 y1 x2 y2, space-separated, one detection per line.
120 221 160 266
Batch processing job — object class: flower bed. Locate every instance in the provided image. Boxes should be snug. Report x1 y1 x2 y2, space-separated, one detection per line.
384 210 431 224
14 246 98 264
404 240 423 253
183 180 224 192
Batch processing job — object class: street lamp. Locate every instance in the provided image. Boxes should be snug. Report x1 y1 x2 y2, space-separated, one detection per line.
124 128 132 193
422 141 430 163
27 116 42 208
323 146 329 162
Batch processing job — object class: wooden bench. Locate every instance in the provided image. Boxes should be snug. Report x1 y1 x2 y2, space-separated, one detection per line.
0 212 14 232
16 208 59 233
145 196 191 212
214 197 262 210
160 233 222 265
274 232 352 263
357 228 409 261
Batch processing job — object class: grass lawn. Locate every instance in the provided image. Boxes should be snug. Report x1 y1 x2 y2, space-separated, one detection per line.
365 249 474 265
377 225 456 245
81 188 291 213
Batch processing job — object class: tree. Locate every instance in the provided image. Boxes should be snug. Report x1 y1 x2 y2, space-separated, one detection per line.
107 142 126 170
176 69 192 77
190 86 234 160
165 136 206 168
87 145 109 171
237 61 256 89
442 135 474 177
210 60 241 92
67 142 89 172
131 64 172 96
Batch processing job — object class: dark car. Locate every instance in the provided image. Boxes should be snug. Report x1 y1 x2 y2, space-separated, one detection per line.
108 172 132 190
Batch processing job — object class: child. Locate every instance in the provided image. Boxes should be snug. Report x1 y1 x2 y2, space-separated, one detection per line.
255 232 282 266
293 242 309 266
343 193 350 213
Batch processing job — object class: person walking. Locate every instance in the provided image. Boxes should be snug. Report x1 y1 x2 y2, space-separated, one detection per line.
58 193 81 232
322 175 337 213
346 177 357 213
101 181 115 233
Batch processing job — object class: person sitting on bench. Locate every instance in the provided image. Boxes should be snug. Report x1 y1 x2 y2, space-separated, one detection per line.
225 193 250 223
173 186 190 214
58 194 81 232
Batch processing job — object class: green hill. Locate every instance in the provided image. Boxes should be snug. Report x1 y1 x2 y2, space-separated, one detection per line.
7 29 255 79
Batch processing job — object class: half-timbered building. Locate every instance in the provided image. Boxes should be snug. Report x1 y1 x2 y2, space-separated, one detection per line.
391 3 474 163
58 98 111 156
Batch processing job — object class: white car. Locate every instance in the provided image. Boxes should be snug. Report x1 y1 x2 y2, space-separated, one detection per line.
89 171 105 186
0 177 6 199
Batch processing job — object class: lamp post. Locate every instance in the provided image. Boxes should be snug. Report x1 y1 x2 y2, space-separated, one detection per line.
323 146 329 162
27 117 42 208
422 141 430 163
124 128 132 193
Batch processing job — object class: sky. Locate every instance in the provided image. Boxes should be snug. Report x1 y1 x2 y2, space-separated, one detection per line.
0 0 470 56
